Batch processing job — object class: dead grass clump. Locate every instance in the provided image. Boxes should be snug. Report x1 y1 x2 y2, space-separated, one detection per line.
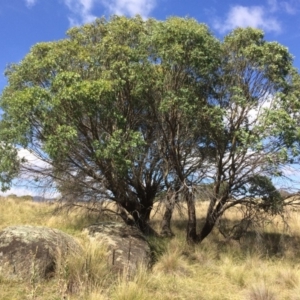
217 255 249 288
151 237 197 276
111 281 152 300
110 266 152 300
246 282 277 300
58 236 113 297
153 248 191 276
275 268 299 289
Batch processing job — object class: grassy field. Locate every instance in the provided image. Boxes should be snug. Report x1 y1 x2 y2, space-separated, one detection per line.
1 195 300 300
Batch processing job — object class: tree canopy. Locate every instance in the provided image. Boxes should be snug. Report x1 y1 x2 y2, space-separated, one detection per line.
1 16 300 241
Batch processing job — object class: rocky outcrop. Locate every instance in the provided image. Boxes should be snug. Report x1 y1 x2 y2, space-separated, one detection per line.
0 225 82 281
84 222 151 275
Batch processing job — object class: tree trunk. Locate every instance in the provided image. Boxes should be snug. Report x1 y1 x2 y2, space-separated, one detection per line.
138 201 157 235
186 187 197 244
196 194 228 243
160 193 176 237
121 199 157 236
197 216 215 243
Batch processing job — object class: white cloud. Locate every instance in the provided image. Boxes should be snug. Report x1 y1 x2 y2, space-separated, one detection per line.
268 0 298 14
18 148 51 170
214 5 281 34
0 149 58 197
63 0 156 26
247 94 273 125
281 1 297 14
25 0 37 7
17 148 54 189
102 0 156 18
63 0 98 26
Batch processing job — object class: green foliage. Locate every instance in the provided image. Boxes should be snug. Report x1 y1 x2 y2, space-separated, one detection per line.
0 144 20 192
0 17 300 239
248 175 283 214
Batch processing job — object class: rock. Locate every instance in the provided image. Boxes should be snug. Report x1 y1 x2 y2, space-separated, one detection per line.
0 225 82 282
83 222 151 275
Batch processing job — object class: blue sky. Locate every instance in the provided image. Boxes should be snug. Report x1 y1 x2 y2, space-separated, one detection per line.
1 0 300 195
1 0 300 91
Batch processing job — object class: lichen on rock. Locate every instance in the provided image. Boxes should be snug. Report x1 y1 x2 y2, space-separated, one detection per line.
0 225 82 282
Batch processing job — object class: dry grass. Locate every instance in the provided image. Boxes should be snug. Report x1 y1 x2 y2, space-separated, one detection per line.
246 282 277 300
1 196 300 299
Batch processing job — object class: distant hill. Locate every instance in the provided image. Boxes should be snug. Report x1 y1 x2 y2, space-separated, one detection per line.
32 196 56 202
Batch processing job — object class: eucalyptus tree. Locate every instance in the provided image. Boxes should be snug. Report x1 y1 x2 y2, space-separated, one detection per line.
0 16 218 233
193 28 300 243
1 17 299 242
0 16 165 232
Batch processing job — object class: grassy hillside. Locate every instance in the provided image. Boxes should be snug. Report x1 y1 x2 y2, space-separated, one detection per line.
1 196 300 299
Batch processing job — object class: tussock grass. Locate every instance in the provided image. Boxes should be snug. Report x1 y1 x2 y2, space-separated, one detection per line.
110 266 153 300
153 247 191 275
246 282 277 300
1 196 300 299
59 236 113 296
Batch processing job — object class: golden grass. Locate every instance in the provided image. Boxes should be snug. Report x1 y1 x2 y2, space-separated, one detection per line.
1 196 300 299
246 282 277 300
